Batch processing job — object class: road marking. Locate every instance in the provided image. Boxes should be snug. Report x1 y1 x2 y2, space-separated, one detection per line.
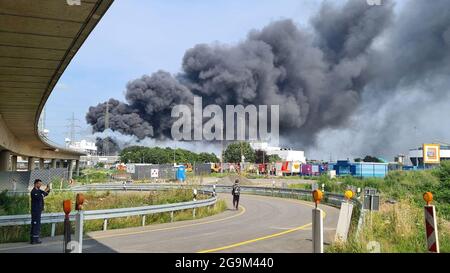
197 195 327 253
92 206 246 240
0 205 246 251
197 223 312 253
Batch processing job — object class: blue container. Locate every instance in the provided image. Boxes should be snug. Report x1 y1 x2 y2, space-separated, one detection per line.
176 165 186 182
335 160 352 176
353 162 388 178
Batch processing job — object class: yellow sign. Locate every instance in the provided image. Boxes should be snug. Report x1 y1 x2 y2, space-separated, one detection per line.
423 144 440 164
344 190 354 200
423 192 433 205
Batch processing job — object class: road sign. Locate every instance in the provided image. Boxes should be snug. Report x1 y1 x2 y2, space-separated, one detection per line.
126 164 135 174
423 144 440 164
151 169 159 178
363 194 380 211
424 205 440 253
364 188 377 195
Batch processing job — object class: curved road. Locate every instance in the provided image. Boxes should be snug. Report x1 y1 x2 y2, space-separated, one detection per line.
0 194 339 253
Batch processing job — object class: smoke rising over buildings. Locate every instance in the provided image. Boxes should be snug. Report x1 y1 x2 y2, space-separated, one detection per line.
86 0 450 158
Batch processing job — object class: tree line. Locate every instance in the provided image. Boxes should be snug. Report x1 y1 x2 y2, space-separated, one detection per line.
120 146 219 164
119 142 282 164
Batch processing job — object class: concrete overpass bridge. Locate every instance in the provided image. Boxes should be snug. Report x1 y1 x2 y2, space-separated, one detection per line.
0 0 113 174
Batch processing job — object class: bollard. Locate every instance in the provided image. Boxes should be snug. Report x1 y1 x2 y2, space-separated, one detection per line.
51 223 56 237
103 219 108 231
74 193 85 253
63 200 72 253
312 208 324 253
74 210 84 253
423 192 440 253
171 211 174 222
142 215 146 227
312 190 324 253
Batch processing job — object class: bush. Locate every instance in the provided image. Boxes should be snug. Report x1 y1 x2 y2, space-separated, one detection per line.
0 190 29 215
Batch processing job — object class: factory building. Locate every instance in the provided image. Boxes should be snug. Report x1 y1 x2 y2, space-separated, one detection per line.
409 143 450 167
250 142 306 163
66 139 98 156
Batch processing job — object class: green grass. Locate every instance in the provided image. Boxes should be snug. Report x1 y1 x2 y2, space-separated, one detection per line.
0 189 227 243
326 200 450 253
73 168 119 184
323 161 450 253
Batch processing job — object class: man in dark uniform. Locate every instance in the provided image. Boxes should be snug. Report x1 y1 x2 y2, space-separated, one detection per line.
30 179 50 244
231 179 241 210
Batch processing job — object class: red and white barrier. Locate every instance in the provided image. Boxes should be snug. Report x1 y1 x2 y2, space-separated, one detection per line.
424 205 440 253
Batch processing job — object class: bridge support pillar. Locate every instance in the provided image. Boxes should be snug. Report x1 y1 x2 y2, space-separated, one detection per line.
39 158 45 169
0 150 11 171
28 157 36 171
11 155 17 171
68 160 73 180
51 159 57 169
75 160 80 177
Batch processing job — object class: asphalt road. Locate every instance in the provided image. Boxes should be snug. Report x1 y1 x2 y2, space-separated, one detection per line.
0 194 339 253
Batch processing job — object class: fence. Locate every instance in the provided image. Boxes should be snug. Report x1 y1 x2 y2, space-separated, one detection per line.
129 163 211 180
0 168 68 192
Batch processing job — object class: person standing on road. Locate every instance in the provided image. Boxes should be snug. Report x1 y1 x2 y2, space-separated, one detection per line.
231 179 241 210
30 179 51 244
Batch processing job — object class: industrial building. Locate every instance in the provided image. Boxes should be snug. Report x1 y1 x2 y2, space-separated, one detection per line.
250 142 306 163
409 143 450 167
66 140 98 156
79 155 120 169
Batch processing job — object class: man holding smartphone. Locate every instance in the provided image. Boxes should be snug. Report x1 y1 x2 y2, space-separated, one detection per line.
30 179 51 244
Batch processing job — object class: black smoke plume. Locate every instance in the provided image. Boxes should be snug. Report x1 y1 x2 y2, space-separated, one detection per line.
87 0 450 155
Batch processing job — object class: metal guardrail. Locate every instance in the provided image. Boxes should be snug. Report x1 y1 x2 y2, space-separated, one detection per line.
0 184 363 235
73 183 363 224
0 186 216 227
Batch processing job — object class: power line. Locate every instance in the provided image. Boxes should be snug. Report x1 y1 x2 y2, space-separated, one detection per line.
65 112 81 146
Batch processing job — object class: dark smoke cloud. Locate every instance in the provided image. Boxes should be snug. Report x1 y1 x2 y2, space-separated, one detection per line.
87 0 450 158
310 0 450 160
86 98 153 139
95 137 120 155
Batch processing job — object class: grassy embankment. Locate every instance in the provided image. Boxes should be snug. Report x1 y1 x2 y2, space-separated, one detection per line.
289 162 450 253
0 189 227 243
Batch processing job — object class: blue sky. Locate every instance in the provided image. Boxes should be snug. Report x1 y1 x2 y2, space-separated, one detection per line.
45 0 330 145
